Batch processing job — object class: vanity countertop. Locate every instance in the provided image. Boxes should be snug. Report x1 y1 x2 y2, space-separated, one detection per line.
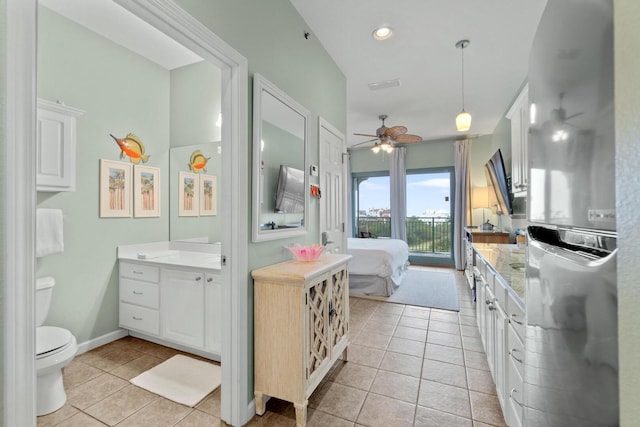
118 241 221 270
473 243 525 304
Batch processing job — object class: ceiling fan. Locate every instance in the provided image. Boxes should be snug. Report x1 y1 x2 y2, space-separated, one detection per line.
353 114 422 153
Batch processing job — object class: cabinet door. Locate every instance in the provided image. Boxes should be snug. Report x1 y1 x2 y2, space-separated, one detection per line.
507 86 529 195
329 267 349 354
483 284 496 374
161 269 205 348
306 279 331 383
205 273 222 355
494 302 508 409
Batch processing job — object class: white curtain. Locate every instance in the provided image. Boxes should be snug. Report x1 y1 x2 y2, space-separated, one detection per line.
390 147 407 241
453 139 472 270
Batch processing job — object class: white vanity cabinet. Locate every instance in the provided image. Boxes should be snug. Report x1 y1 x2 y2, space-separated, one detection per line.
36 98 85 192
506 85 529 197
118 260 221 358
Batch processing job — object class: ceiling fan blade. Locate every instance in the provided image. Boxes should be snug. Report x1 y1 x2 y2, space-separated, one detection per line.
384 126 407 138
350 138 378 147
393 134 422 144
354 133 378 138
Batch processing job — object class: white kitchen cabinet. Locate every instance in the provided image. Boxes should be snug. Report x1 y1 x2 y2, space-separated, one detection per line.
252 254 351 427
118 260 221 359
36 98 85 192
506 85 529 197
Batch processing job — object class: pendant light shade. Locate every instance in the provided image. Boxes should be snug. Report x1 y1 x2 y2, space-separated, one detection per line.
455 39 472 132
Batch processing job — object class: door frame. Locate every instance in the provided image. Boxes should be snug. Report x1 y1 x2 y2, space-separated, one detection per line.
2 1 251 425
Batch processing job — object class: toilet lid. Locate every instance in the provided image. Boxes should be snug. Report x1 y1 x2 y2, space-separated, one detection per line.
36 326 71 357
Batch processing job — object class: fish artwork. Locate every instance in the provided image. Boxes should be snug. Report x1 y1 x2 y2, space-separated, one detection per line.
110 133 150 164
188 150 211 173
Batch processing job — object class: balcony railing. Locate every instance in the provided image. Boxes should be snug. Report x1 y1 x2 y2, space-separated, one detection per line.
357 216 452 254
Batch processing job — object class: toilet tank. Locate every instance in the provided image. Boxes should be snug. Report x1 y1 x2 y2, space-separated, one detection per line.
35 277 55 327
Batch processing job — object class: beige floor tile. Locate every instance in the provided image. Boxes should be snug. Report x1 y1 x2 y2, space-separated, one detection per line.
329 362 377 391
387 336 425 358
83 384 157 425
54 412 108 426
417 379 471 419
414 405 473 427
460 324 481 338
245 410 297 426
427 330 462 349
397 315 429 330
342 344 385 368
424 343 464 366
37 402 79 427
62 360 103 390
428 320 461 335
175 410 224 426
360 319 397 336
66 373 129 410
464 350 491 371
356 393 415 427
462 336 485 353
421 359 468 388
429 310 459 324
469 391 508 426
110 354 164 380
467 367 497 395
402 306 431 319
308 381 367 422
195 388 221 417
379 351 423 377
353 331 392 350
369 370 420 403
115 396 192 427
459 315 477 326
369 311 401 325
76 347 145 372
375 303 405 315
393 325 427 342
459 307 476 317
307 408 355 427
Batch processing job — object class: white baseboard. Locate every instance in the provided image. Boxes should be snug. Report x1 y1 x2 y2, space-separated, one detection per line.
76 329 129 355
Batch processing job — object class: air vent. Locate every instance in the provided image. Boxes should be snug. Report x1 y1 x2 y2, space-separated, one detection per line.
368 78 401 91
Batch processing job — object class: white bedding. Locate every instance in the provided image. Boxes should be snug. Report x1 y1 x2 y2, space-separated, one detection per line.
347 238 410 296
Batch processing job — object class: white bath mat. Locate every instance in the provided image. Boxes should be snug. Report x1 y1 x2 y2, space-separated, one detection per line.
130 354 220 407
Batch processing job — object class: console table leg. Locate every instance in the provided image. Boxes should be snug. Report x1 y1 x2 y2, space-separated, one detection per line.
255 392 266 416
294 401 308 427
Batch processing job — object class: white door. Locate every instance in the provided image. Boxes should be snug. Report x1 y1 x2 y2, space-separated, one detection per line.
319 117 347 253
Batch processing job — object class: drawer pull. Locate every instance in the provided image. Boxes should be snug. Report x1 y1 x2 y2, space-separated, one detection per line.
133 291 143 295
511 313 524 325
488 304 496 311
132 316 143 321
510 348 523 364
510 388 524 407
195 276 202 282
133 270 143 275
207 277 214 283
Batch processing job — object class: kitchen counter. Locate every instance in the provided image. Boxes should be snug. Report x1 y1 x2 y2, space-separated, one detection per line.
118 241 221 270
473 243 525 304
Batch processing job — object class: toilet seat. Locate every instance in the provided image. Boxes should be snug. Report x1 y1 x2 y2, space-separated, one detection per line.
36 326 72 359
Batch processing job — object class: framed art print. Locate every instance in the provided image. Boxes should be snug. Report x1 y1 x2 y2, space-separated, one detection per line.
133 165 160 217
178 171 199 216
199 174 217 216
99 159 132 217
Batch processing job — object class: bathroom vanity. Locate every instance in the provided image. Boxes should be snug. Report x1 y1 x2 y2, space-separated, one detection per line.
117 242 222 360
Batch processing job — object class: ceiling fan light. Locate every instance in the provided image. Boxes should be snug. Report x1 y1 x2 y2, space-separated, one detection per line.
456 110 472 132
372 26 393 41
371 144 381 154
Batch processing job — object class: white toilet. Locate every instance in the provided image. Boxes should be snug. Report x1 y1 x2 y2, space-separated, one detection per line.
36 276 78 416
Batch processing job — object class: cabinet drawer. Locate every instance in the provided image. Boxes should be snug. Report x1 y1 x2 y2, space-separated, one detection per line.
120 262 159 283
508 349 525 427
507 323 525 378
120 278 159 309
507 291 525 340
120 302 159 335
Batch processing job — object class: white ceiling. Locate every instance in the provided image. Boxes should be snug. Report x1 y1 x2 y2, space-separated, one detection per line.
290 0 547 147
41 0 547 148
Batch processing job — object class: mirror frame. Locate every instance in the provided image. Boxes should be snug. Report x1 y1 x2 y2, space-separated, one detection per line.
251 73 310 242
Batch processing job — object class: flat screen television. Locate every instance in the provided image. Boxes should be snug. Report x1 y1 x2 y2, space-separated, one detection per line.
484 149 512 216
274 165 305 213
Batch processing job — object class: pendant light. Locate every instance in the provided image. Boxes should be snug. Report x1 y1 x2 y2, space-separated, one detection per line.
455 39 472 132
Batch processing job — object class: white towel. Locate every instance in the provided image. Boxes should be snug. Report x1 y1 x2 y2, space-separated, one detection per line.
36 208 64 258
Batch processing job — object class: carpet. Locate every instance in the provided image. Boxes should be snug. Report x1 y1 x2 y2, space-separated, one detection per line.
130 354 221 407
354 269 459 311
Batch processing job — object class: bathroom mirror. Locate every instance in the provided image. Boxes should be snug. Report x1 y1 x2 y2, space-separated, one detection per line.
252 73 310 242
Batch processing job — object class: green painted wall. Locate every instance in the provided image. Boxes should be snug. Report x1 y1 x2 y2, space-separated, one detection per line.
0 0 6 414
36 7 171 342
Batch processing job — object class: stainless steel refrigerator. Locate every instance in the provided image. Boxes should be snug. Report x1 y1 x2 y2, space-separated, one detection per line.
524 0 617 426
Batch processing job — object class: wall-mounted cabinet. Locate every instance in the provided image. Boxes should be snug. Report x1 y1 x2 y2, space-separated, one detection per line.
506 85 529 197
36 99 85 192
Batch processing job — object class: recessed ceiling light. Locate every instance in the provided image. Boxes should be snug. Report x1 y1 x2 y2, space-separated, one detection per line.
372 26 393 41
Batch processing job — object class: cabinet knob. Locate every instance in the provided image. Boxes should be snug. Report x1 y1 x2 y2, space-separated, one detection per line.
132 316 143 321
207 277 213 283
133 291 143 295
510 313 523 325
488 304 496 311
195 276 202 281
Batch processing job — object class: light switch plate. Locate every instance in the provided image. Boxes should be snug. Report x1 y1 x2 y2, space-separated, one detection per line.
310 164 318 176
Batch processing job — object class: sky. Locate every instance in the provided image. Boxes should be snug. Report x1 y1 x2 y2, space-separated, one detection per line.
357 172 451 217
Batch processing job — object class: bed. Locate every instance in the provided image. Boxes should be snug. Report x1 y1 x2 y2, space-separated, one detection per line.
347 237 410 297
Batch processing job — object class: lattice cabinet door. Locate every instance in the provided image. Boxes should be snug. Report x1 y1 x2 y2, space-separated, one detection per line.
329 266 349 356
305 278 331 383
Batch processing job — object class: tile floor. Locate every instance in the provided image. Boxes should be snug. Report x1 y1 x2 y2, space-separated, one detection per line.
38 267 506 427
